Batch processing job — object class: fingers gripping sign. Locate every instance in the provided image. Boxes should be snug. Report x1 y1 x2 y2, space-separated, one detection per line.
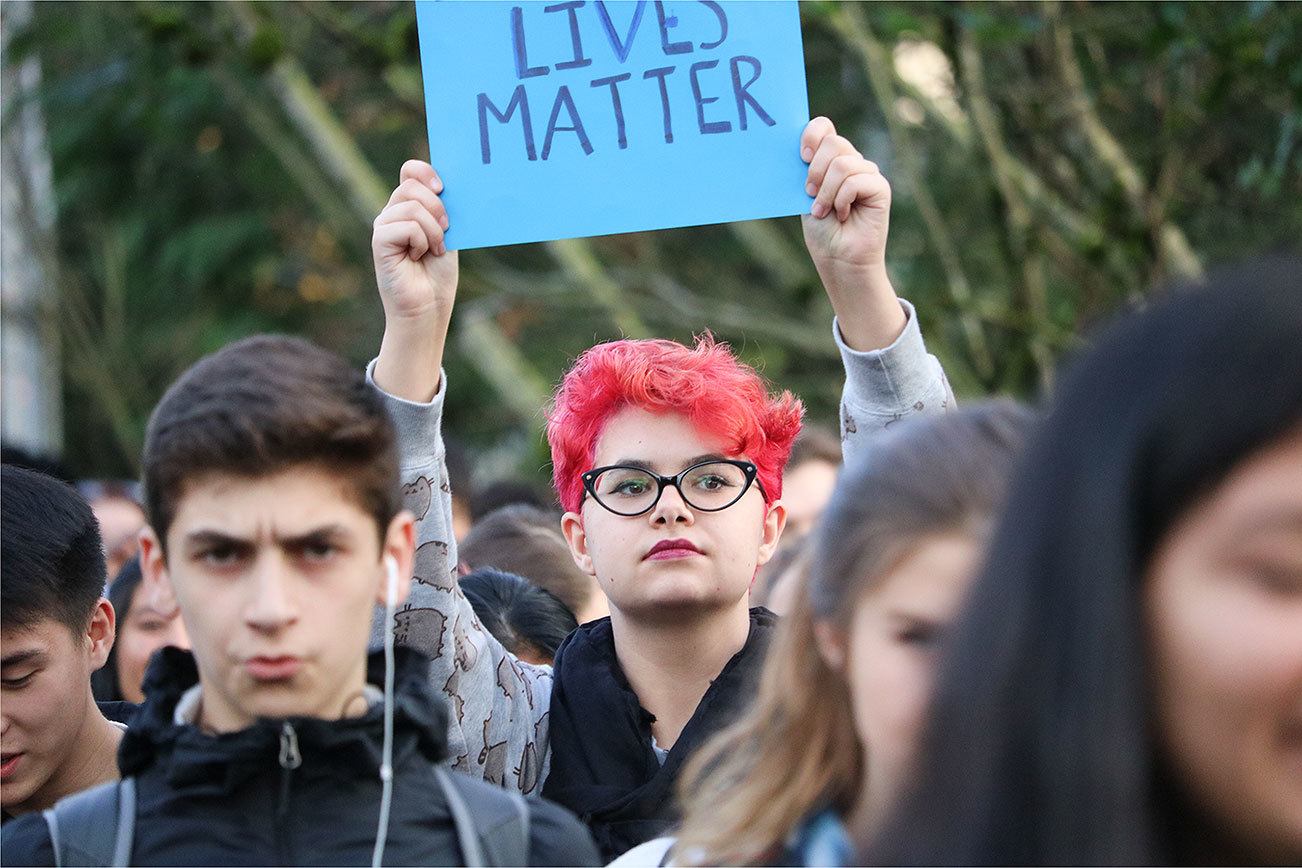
373 160 460 403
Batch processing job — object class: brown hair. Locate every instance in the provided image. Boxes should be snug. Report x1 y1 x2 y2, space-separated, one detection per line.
459 504 592 618
786 423 842 469
142 334 400 549
675 401 1035 865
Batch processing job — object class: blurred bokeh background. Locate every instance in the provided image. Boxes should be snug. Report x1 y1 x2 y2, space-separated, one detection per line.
2 1 1299 488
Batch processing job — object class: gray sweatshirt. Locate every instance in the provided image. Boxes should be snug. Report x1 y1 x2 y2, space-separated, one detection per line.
367 300 953 794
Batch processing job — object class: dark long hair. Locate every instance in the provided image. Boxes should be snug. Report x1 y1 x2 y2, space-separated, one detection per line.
867 257 1302 865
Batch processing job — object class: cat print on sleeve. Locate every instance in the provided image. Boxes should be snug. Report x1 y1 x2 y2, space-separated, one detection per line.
479 715 509 787
412 540 455 591
401 475 434 522
393 604 447 658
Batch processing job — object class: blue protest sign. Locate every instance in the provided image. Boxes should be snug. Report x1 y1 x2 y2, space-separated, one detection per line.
415 1 810 250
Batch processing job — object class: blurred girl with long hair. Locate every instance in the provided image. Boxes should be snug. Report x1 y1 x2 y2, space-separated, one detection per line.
665 401 1035 866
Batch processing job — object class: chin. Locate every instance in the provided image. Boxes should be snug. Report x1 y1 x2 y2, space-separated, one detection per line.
622 580 747 616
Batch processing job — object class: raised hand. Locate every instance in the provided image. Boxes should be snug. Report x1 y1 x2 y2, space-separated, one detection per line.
373 160 458 402
799 117 906 352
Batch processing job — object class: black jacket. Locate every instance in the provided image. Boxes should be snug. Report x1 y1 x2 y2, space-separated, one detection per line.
2 647 598 866
543 607 777 861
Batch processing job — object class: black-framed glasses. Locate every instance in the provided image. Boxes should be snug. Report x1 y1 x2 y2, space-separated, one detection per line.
580 459 765 517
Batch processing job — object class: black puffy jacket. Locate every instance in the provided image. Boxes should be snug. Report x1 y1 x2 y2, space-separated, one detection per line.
2 647 598 866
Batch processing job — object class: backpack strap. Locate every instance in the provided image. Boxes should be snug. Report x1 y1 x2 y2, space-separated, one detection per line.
41 777 135 867
434 766 530 867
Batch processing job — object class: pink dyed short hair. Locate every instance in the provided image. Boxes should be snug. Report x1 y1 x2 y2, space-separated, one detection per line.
546 335 804 514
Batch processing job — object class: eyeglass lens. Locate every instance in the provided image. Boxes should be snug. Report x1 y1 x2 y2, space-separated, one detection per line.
590 462 751 515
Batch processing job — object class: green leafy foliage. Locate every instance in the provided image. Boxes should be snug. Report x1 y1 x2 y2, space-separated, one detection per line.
5 0 1298 484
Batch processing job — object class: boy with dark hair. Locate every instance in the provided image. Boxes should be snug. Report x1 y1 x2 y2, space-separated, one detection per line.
1 466 123 821
366 117 955 858
1 335 597 865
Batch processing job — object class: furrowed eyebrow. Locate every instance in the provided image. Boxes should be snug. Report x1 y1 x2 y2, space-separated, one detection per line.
277 526 352 549
184 526 352 550
183 530 253 549
1 649 46 669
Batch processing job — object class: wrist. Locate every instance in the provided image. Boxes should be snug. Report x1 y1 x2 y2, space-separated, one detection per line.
376 318 448 403
821 263 908 353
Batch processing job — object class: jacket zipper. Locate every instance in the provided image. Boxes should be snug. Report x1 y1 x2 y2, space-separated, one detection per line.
276 722 302 865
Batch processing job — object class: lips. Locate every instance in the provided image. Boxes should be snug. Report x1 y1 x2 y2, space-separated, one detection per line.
0 753 22 780
245 656 303 681
644 539 704 561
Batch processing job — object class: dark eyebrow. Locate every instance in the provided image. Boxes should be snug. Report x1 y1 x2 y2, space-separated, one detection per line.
277 526 353 549
608 454 730 474
183 526 353 550
183 530 253 549
1 649 46 669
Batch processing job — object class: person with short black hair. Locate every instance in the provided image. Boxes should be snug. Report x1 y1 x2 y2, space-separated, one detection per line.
1 336 598 865
1 465 123 821
461 569 578 665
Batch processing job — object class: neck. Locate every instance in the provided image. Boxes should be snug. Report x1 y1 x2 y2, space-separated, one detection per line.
12 692 122 815
609 596 753 751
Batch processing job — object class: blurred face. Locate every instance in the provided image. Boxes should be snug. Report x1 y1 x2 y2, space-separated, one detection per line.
92 496 146 579
115 581 191 704
562 408 784 619
818 533 982 831
1146 428 1302 863
781 458 838 539
1 608 113 813
139 467 414 733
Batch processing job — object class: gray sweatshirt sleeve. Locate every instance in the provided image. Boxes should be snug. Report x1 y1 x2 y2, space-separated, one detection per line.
835 298 955 466
366 360 553 794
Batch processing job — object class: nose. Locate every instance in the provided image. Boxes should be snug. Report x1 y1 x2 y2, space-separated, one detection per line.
245 554 299 634
649 482 695 526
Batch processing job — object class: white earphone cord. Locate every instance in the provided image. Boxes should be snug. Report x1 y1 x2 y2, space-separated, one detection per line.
371 556 398 868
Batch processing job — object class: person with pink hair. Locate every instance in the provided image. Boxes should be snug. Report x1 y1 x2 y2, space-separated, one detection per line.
364 117 953 860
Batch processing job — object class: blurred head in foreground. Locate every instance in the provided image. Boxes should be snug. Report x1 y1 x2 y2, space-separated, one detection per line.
869 258 1302 865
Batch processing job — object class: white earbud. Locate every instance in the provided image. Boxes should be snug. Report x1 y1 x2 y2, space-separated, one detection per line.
374 553 401 867
383 554 399 608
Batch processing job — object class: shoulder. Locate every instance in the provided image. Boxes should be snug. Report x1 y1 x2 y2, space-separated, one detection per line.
1 811 55 866
525 795 601 866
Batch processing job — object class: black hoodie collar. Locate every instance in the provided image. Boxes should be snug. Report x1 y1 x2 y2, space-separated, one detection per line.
543 607 777 859
119 646 447 792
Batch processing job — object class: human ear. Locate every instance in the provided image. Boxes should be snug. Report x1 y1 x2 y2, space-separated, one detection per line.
754 500 788 567
137 526 179 617
86 598 116 670
377 510 416 608
560 511 596 576
813 620 847 672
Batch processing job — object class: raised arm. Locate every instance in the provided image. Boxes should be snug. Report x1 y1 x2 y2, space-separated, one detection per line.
800 117 954 465
368 161 552 794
